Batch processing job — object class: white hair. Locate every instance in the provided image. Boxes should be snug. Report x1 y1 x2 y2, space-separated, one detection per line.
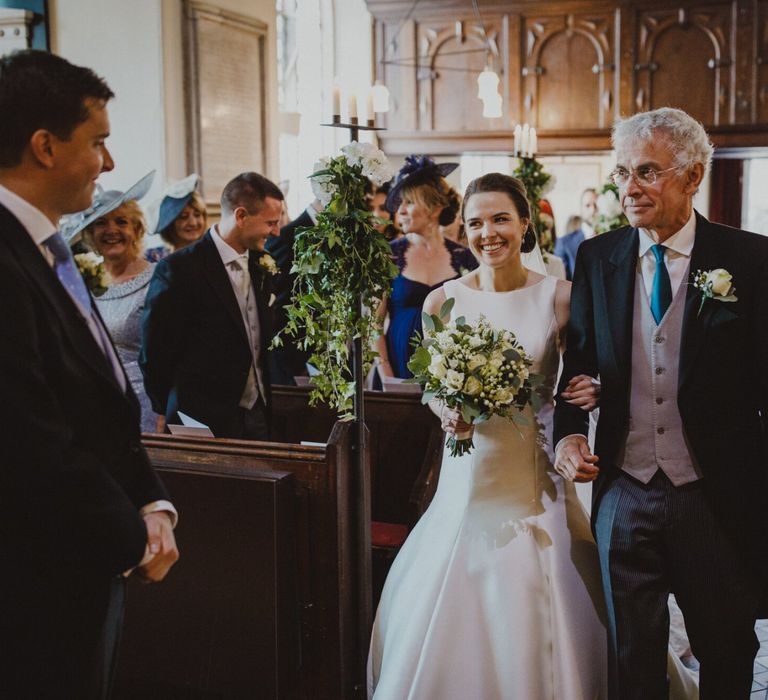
612 107 714 174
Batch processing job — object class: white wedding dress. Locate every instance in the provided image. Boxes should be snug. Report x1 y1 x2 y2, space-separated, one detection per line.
368 276 608 699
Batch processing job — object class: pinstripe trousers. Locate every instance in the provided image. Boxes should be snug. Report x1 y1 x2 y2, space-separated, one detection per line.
595 469 761 700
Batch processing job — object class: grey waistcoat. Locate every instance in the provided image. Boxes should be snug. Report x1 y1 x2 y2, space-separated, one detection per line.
619 268 701 486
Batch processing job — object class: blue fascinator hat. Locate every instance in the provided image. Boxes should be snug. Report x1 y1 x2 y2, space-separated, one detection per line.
59 170 155 245
146 174 200 236
385 155 459 214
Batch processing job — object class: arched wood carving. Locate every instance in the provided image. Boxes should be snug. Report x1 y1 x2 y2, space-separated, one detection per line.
416 17 506 132
634 4 733 126
521 11 616 130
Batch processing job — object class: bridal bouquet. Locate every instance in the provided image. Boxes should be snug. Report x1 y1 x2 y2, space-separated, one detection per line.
408 298 541 457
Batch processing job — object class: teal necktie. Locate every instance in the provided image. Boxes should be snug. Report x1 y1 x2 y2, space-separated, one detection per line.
650 244 672 324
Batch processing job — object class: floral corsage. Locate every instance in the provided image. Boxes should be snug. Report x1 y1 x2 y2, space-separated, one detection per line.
691 268 737 316
259 253 279 276
74 252 109 296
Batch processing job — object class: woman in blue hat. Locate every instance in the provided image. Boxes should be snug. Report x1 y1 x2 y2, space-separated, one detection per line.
65 172 160 432
145 174 208 262
374 156 477 383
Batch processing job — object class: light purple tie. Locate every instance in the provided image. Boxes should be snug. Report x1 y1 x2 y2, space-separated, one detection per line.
44 231 92 312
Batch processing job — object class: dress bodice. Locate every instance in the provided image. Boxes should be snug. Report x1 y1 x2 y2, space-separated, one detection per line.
95 264 155 358
441 276 562 517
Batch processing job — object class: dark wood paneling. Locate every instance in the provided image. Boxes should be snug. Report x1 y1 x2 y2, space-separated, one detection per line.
367 0 767 155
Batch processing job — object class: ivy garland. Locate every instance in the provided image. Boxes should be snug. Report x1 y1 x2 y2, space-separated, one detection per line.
272 144 397 418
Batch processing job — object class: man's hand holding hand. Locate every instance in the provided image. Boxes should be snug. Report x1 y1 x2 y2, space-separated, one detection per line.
137 511 179 582
555 435 599 483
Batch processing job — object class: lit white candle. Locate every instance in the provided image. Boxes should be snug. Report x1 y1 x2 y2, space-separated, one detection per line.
366 88 374 124
521 123 530 157
332 85 341 117
513 124 522 156
348 93 358 120
529 128 537 157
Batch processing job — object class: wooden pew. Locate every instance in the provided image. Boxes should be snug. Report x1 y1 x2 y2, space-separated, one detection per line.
116 422 367 700
271 386 443 526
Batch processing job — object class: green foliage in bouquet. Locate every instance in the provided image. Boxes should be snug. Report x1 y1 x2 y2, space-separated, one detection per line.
512 157 554 254
593 181 629 234
272 142 397 418
408 297 543 457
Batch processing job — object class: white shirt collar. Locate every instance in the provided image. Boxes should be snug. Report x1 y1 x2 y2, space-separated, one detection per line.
0 183 57 245
581 221 594 239
211 225 248 266
637 210 696 258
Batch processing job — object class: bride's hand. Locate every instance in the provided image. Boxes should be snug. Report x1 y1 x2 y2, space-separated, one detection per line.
561 374 600 411
440 405 473 436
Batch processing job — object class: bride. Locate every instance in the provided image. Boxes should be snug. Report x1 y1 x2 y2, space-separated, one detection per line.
367 173 698 699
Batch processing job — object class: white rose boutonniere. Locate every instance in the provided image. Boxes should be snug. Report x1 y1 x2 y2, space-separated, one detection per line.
259 253 279 276
692 268 737 316
74 252 109 296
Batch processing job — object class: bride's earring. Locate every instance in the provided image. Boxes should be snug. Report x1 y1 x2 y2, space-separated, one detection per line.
520 224 537 253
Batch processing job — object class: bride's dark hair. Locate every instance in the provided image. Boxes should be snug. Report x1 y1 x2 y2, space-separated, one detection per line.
461 173 537 253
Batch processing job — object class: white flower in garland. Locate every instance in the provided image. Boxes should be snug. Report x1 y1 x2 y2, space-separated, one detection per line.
310 156 336 206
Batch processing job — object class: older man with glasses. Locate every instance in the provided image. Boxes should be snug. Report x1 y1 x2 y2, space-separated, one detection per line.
553 106 768 699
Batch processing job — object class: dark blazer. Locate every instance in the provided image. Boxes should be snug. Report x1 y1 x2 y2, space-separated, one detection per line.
0 203 168 695
553 227 585 281
554 212 768 584
140 230 273 437
265 209 313 383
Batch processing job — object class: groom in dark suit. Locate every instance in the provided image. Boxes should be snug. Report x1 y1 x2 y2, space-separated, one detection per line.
141 172 283 440
554 107 768 699
0 50 179 698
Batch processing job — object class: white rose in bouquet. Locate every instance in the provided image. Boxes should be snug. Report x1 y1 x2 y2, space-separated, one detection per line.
429 354 447 380
463 376 482 396
467 354 487 371
445 369 465 392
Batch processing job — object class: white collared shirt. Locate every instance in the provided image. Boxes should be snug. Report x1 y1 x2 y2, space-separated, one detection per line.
211 226 264 407
637 211 696 298
582 221 595 240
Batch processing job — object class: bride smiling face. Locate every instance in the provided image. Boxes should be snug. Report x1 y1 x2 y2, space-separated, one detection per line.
463 190 529 268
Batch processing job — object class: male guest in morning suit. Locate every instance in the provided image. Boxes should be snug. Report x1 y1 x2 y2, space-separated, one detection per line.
554 187 598 280
554 107 768 699
141 172 283 440
0 50 179 699
265 198 321 384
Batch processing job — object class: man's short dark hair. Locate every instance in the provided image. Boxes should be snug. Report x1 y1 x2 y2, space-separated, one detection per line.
220 172 284 216
0 50 114 168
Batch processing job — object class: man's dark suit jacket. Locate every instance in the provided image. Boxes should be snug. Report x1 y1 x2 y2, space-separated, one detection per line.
265 209 313 384
554 212 768 590
553 227 586 281
140 230 272 437
0 203 168 695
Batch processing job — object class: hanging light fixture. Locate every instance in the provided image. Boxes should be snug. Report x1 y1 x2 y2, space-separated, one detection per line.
482 92 502 118
476 65 499 100
371 80 391 113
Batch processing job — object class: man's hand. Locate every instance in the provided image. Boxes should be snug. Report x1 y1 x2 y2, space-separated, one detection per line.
554 435 599 483
137 511 179 582
561 374 600 411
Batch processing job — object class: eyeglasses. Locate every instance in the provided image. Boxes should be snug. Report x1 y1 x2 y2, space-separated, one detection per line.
609 165 681 187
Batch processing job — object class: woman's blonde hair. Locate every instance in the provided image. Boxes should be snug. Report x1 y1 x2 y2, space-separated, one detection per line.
160 190 208 247
84 199 147 258
401 178 460 226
